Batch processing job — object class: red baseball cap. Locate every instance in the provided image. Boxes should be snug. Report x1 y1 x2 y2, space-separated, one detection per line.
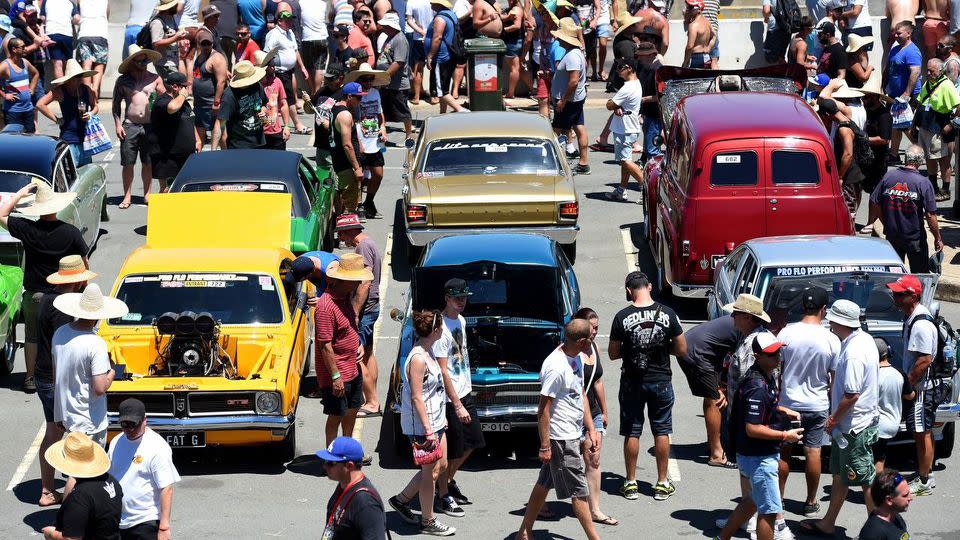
752 331 785 355
886 275 923 296
685 0 705 10
335 213 364 232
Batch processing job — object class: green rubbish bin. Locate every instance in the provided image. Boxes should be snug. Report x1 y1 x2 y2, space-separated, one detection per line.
465 37 506 111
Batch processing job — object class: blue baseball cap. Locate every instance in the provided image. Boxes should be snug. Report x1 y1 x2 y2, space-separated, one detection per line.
317 436 364 463
342 82 367 96
808 73 830 87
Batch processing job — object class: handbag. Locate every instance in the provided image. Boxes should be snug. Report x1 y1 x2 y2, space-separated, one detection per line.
891 100 915 130
82 114 113 156
411 438 442 466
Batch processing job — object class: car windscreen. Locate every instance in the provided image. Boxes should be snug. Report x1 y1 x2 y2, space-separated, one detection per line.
413 263 562 322
421 138 561 177
0 171 39 192
110 273 284 325
179 182 289 193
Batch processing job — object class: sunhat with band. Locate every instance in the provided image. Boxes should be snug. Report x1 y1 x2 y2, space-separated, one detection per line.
846 33 873 53
51 59 96 86
54 283 129 321
830 83 865 100
344 63 391 86
326 253 374 282
614 14 643 37
157 0 180 11
723 293 771 323
859 72 893 104
253 47 280 68
430 0 453 8
47 255 97 285
45 432 110 478
17 179 77 217
118 45 161 74
552 18 583 48
230 60 266 89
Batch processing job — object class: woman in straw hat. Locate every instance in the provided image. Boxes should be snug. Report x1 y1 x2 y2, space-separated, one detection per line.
0 179 87 395
36 255 96 507
845 34 875 89
213 59 268 150
35 59 98 166
113 45 164 209
40 432 123 540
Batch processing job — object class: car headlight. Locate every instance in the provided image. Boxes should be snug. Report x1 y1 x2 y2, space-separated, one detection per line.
255 392 281 414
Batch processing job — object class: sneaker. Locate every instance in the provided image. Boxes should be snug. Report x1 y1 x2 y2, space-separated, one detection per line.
802 502 821 517
936 189 951 202
653 480 676 501
447 480 469 505
420 518 456 536
909 475 936 495
435 494 465 517
619 480 639 500
714 514 755 533
605 187 628 202
566 149 580 159
573 163 591 175
774 521 795 540
389 495 418 524
23 376 36 393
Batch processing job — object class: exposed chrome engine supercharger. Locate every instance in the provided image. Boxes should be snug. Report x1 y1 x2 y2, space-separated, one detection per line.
150 311 237 378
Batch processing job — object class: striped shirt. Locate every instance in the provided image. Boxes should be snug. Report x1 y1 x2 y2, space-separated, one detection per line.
703 0 720 32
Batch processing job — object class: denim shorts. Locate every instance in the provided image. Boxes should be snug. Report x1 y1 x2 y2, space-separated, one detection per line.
582 412 606 439
710 33 720 59
358 307 379 347
795 409 829 448
505 38 523 58
613 132 639 162
737 453 783 515
596 24 613 39
619 376 674 438
36 377 54 422
642 115 663 158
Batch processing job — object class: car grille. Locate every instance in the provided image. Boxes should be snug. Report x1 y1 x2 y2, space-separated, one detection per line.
188 392 257 416
107 393 176 417
471 383 541 407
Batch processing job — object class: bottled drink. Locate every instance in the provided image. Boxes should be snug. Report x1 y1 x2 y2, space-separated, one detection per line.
832 428 848 449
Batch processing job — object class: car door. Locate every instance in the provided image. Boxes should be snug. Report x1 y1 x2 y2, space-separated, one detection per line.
296 160 322 249
301 159 335 245
764 139 841 236
62 146 105 249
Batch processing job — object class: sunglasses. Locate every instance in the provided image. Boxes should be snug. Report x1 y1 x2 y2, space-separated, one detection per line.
237 32 250 37
120 421 138 429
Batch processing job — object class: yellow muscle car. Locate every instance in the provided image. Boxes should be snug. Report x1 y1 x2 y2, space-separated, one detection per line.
101 192 313 461
401 111 580 262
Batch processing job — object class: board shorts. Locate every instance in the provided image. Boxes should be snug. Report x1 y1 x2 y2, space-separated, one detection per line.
830 423 879 487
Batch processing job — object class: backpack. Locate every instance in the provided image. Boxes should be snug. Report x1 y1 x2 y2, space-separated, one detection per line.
439 11 467 65
135 15 167 50
908 313 959 380
837 120 875 171
773 0 803 34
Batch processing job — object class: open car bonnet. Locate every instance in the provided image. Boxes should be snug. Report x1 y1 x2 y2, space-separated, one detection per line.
656 64 807 138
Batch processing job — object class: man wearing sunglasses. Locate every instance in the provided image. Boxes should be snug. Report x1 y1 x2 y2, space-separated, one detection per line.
858 469 912 540
318 436 387 539
108 398 181 540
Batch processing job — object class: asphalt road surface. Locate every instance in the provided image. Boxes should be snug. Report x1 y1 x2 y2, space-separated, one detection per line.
2 104 959 540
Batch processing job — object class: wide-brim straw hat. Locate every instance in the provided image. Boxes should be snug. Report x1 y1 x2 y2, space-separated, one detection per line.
253 47 279 68
846 34 874 53
552 18 583 48
118 45 162 74
344 63 391 86
230 60 266 88
430 0 453 8
723 293 771 323
157 0 180 11
17 179 76 216
860 72 893 104
831 83 865 99
47 255 97 285
615 14 643 37
44 432 110 479
54 283 129 320
326 253 374 282
51 59 96 86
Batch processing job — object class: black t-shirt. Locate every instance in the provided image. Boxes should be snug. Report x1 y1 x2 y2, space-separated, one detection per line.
151 94 198 156
818 42 848 79
218 85 267 149
55 474 123 540
324 476 388 540
35 291 72 381
683 315 740 373
858 514 908 540
864 105 893 180
609 302 683 383
733 367 781 456
330 104 358 173
6 217 87 293
636 64 661 118
314 85 344 151
583 354 604 418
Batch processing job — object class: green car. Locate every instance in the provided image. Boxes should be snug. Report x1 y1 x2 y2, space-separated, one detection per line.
169 150 337 253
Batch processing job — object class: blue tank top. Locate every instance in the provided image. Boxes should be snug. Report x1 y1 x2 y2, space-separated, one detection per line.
58 86 92 144
3 59 33 113
424 9 455 64
238 0 267 43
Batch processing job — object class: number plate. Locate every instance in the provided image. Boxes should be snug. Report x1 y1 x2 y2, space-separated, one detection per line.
480 422 511 432
711 255 726 268
164 432 206 448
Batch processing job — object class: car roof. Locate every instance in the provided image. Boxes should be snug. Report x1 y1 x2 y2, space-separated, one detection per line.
743 235 903 267
679 92 827 142
118 247 293 277
0 133 59 180
422 111 555 140
422 233 559 267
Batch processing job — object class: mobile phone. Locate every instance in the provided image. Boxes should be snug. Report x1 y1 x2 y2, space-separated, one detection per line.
790 420 801 430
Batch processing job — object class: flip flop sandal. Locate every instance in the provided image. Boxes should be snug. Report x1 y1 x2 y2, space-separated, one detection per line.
357 407 382 418
118 201 131 209
707 459 738 469
592 515 619 526
799 520 835 537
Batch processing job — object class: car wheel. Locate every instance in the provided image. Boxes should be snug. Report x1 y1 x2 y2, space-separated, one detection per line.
562 242 577 264
0 325 16 377
272 423 297 463
936 422 955 459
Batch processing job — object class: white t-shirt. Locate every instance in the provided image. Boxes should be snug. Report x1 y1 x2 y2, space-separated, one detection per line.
777 321 840 411
127 0 158 28
877 365 908 439
431 314 471 399
598 0 611 25
53 324 112 435
356 89 383 154
610 79 643 135
831 328 880 433
903 304 937 378
108 428 181 528
846 0 871 29
540 347 585 441
265 27 300 71
77 0 109 39
301 0 330 41
453 0 471 19
178 0 202 28
406 0 432 39
44 0 79 37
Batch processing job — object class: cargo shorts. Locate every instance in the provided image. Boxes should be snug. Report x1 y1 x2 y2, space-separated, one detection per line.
830 423 879 487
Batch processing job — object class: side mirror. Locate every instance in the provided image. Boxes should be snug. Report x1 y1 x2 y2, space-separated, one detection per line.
404 138 415 149
390 307 404 322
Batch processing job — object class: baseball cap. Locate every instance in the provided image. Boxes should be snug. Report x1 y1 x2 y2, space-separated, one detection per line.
201 5 221 20
118 398 146 425
801 286 829 310
283 255 317 291
817 97 840 115
886 274 923 296
874 337 890 360
752 331 785 355
325 63 347 78
317 436 364 463
335 213 364 232
625 271 650 289
685 0 705 10
277 1 293 17
444 278 473 297
342 81 367 96
816 20 836 35
332 24 351 37
164 71 188 86
635 41 658 55
808 73 831 87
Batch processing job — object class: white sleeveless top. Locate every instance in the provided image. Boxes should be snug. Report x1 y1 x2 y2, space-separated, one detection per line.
400 345 447 436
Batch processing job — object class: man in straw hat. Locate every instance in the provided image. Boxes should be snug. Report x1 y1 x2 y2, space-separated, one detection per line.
913 57 959 202
113 45 165 210
723 293 772 406
35 255 96 507
316 253 374 448
376 11 414 142
148 0 190 76
265 4 312 135
552 17 592 175
801 299 880 536
346 63 390 219
425 0 469 114
40 432 123 540
214 59 268 150
254 47 293 149
35 59 98 167
0 180 88 394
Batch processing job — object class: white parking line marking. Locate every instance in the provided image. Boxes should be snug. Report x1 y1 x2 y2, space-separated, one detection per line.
7 422 45 491
354 232 394 442
620 228 638 272
667 435 681 482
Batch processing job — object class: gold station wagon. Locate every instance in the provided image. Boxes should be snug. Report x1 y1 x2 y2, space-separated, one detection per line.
401 111 580 262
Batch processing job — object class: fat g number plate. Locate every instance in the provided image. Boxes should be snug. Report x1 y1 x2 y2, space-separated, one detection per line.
481 423 511 432
164 432 206 448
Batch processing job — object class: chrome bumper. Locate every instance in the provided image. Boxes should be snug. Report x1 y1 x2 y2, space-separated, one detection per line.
406 225 579 247
936 402 960 424
108 413 295 432
671 283 712 298
476 404 538 427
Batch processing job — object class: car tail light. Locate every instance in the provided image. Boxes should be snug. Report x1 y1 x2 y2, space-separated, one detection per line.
406 204 427 224
725 242 735 253
558 201 579 221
